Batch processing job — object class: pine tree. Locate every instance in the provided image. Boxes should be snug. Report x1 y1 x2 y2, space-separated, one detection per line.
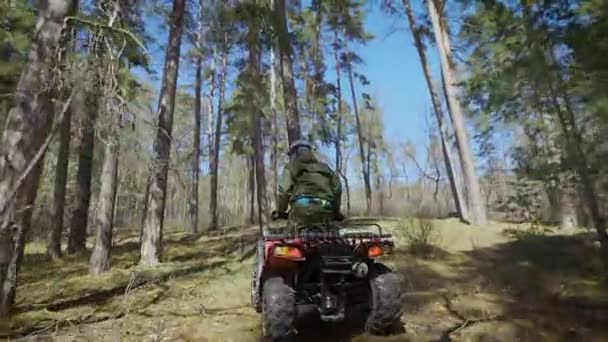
140 0 187 266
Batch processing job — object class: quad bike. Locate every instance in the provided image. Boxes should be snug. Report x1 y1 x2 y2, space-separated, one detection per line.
251 216 403 341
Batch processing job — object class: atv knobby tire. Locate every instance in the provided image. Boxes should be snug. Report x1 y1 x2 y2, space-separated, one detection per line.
262 277 296 341
365 263 403 335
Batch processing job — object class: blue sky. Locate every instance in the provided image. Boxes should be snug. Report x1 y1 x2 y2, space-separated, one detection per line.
132 1 491 182
348 2 437 151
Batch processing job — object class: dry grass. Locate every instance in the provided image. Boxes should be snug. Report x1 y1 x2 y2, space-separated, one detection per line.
6 225 260 338
5 218 608 341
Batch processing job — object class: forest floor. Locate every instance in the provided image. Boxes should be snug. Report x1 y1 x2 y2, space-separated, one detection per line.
3 217 608 341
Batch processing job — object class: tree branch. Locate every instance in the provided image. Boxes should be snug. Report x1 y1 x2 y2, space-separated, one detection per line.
65 16 147 53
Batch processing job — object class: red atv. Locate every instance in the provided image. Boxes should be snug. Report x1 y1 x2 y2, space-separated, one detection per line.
251 218 403 341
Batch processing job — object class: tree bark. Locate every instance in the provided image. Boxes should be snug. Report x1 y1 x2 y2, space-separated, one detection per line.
207 46 216 176
546 69 608 263
47 0 79 259
89 135 119 275
140 0 186 266
311 0 324 121
427 0 486 224
274 0 301 144
190 53 202 234
344 46 372 214
0 160 44 316
333 31 343 173
269 13 279 207
209 35 227 231
247 12 268 230
402 0 469 223
47 94 74 259
67 88 97 253
248 154 256 225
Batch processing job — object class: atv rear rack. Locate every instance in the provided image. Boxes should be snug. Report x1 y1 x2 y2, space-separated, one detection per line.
263 222 392 241
263 232 392 241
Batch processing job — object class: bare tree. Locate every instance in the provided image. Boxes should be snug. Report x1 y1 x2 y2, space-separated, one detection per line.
401 0 468 222
427 0 487 224
140 0 187 266
344 46 372 214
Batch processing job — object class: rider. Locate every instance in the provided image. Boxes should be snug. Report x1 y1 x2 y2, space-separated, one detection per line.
272 140 344 225
252 140 344 311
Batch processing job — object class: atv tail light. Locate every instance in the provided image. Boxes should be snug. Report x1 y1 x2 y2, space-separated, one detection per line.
368 245 383 258
273 246 304 260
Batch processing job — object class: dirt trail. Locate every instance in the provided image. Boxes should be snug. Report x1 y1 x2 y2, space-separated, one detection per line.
8 219 608 341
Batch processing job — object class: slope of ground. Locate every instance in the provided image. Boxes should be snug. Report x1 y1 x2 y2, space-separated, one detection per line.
3 218 608 341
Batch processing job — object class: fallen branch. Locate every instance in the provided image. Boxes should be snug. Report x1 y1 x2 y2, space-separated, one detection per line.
437 293 507 342
14 260 228 314
11 309 126 339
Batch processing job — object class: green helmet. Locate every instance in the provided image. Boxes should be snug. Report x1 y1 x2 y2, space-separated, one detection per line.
288 140 313 156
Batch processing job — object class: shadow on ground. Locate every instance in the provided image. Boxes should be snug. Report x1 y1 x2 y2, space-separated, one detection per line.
390 231 608 341
12 224 608 342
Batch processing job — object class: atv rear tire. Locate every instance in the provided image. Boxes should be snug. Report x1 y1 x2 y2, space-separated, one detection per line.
365 263 403 335
262 277 296 341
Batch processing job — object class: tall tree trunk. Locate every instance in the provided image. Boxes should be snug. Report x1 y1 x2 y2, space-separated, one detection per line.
373 154 384 216
274 0 301 144
248 154 256 225
311 0 324 121
140 174 150 243
547 71 608 264
47 92 75 259
344 45 372 214
253 113 268 228
190 53 202 234
68 89 97 253
207 46 216 174
269 15 279 207
48 0 79 259
427 0 486 224
209 36 227 231
140 0 186 266
333 32 343 173
0 160 44 315
340 158 351 215
247 12 268 230
89 134 119 275
402 0 469 223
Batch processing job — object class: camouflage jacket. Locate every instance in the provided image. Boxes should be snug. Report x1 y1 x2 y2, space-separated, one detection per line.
277 150 342 214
